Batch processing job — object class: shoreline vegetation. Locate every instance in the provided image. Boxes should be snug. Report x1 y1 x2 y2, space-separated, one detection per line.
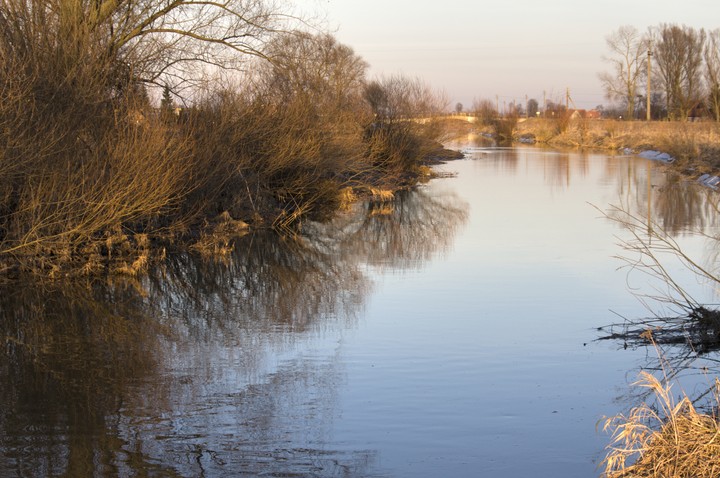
0 0 458 282
1 3 716 285
469 116 720 177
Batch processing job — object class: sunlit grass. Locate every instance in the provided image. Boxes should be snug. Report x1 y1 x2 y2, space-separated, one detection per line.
515 119 720 172
601 334 720 478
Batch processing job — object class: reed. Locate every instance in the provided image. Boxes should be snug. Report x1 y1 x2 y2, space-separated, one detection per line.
601 335 720 478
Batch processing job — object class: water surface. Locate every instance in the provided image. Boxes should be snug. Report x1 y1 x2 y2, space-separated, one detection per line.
2 140 720 477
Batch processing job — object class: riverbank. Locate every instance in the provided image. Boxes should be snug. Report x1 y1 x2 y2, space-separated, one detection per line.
472 117 720 177
535 119 720 173
1 10 453 282
0 112 454 283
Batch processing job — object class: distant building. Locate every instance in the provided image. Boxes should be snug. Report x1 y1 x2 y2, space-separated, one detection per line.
568 109 602 120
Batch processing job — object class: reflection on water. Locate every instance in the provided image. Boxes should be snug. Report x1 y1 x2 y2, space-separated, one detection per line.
458 134 720 236
0 282 167 476
0 187 468 477
308 189 468 270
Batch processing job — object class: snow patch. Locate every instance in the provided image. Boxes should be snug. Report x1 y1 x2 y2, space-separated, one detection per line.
638 150 675 163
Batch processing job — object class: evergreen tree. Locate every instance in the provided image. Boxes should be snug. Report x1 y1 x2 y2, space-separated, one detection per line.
161 85 173 112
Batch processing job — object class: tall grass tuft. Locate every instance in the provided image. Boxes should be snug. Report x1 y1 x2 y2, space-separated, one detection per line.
601 341 720 478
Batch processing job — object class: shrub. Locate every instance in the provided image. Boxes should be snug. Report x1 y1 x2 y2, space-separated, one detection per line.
601 369 720 478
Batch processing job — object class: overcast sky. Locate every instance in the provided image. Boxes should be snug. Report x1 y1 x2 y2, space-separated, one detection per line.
295 0 718 110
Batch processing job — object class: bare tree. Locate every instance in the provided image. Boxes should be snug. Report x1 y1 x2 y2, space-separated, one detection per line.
471 98 497 125
527 98 539 117
705 29 720 122
362 75 447 174
365 75 447 121
250 32 372 203
652 24 706 120
0 0 296 95
0 0 306 272
599 25 648 120
364 81 390 120
258 31 369 119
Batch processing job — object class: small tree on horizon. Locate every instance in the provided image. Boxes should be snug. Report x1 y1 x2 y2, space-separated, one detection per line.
161 85 173 110
652 24 706 120
705 29 720 121
527 98 539 117
599 25 648 121
471 98 496 125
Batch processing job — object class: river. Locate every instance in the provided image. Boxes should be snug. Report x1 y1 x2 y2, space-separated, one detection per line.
2 137 720 477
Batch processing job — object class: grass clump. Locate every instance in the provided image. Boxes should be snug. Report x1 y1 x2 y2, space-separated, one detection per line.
601 338 720 478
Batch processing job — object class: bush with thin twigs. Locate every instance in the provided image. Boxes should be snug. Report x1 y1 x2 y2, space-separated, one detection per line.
489 115 518 143
364 122 422 175
0 8 449 279
1 108 198 275
471 98 497 127
0 0 206 276
184 84 368 231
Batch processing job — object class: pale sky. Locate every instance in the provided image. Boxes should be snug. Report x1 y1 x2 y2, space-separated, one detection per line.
295 0 719 110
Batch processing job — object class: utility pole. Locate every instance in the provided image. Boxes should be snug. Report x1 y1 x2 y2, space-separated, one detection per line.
646 46 652 121
496 94 499 117
566 87 570 111
543 90 546 118
525 94 529 118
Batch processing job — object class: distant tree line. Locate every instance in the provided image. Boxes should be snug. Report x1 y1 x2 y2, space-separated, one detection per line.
468 95 572 140
600 24 720 121
0 0 447 278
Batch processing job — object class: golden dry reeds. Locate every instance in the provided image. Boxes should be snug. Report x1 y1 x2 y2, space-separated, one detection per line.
516 119 720 169
601 340 720 478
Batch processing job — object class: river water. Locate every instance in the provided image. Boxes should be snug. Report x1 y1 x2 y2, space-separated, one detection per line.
2 138 720 477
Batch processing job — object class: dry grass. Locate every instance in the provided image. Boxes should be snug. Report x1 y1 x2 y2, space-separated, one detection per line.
337 187 358 211
601 338 720 478
367 187 395 201
515 119 720 172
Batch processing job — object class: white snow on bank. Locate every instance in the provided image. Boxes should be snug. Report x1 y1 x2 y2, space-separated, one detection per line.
697 174 720 189
638 150 675 163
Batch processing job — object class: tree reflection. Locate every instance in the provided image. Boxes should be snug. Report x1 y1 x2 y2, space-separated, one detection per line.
0 185 468 476
539 150 592 190
611 159 720 234
149 231 371 334
306 187 469 271
652 173 720 234
0 281 177 476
